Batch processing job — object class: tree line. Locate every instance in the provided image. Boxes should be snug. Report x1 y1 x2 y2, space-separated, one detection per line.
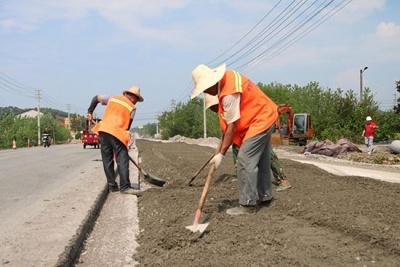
156 81 400 144
2 80 399 149
0 109 85 149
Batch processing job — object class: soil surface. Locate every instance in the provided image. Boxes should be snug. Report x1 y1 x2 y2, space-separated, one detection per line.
134 139 400 267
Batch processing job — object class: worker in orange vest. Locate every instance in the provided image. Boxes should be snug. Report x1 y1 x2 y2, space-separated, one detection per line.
204 94 291 192
86 86 144 195
191 63 278 216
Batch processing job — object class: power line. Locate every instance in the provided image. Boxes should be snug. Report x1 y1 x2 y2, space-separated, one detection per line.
233 0 336 71
240 0 352 73
0 71 36 98
207 0 284 67
0 71 88 114
173 0 353 105
221 0 305 67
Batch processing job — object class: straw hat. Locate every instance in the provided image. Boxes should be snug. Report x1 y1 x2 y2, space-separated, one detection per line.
366 116 372 121
190 63 226 99
122 86 144 102
204 93 219 110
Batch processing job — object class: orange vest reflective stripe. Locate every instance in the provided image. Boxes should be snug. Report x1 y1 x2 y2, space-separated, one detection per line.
92 95 135 146
218 70 278 147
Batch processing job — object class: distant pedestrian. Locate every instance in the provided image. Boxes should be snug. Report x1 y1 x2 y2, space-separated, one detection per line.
361 116 378 155
86 86 144 195
191 63 278 216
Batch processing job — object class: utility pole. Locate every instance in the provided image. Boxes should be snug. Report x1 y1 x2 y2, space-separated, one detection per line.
171 99 176 126
66 104 71 132
36 90 41 145
359 66 368 102
155 110 163 138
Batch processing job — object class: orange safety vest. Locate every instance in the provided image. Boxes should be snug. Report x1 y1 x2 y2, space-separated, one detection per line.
92 95 135 146
218 70 278 147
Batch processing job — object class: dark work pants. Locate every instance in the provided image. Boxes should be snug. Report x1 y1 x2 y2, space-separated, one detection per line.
99 132 131 190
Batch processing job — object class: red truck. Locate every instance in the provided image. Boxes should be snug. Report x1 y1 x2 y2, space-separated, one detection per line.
82 119 101 149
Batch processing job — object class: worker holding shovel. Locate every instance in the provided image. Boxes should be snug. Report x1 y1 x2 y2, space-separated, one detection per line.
191 63 278 216
204 94 291 192
86 86 144 195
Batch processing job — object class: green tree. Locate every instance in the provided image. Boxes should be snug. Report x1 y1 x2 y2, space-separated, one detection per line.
137 80 399 145
159 98 204 139
0 110 73 149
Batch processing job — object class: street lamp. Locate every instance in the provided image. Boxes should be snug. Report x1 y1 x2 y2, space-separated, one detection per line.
360 66 368 102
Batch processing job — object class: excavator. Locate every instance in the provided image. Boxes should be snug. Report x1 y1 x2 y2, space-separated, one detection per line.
271 104 313 146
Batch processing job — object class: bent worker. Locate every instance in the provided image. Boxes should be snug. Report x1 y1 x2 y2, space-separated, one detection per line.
205 94 291 192
191 63 278 216
86 86 144 195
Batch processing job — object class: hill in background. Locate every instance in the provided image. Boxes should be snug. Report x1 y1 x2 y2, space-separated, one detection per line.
0 106 68 118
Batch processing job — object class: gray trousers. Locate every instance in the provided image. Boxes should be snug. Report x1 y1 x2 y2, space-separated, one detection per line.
237 126 274 206
364 136 374 153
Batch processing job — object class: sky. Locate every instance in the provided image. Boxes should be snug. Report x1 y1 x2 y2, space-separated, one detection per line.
1 0 399 128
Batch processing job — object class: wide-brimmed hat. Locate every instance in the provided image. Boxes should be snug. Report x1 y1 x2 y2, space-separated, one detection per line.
123 86 144 102
204 93 219 110
366 116 372 121
190 63 226 99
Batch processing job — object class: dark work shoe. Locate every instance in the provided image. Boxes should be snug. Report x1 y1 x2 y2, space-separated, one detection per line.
258 198 275 207
108 185 119 192
120 187 142 196
226 205 256 216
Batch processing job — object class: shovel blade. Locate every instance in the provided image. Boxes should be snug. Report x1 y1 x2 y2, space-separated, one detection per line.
144 173 166 187
185 223 209 233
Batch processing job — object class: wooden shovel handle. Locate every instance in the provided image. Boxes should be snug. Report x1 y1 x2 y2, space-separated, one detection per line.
196 163 216 211
128 155 142 172
189 137 223 185
188 154 214 185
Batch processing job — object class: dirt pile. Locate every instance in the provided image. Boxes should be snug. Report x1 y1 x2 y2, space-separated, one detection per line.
133 140 400 267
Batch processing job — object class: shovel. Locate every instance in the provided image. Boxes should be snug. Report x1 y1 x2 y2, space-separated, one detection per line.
186 163 216 233
128 155 166 187
188 137 223 186
188 153 214 186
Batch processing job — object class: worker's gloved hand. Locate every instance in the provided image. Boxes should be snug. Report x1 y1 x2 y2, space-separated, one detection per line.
86 113 92 121
210 153 224 169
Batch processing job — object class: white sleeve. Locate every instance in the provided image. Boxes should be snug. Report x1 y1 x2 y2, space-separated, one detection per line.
98 95 112 105
222 94 241 124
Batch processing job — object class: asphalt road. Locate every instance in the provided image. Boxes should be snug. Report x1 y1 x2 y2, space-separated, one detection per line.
0 143 105 266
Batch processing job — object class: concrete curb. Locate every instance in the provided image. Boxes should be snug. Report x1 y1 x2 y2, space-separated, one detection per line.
59 148 141 266
55 183 109 266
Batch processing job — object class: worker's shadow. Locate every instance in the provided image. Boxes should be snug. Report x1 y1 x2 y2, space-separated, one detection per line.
189 173 232 187
213 173 237 213
214 173 233 184
217 199 239 213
